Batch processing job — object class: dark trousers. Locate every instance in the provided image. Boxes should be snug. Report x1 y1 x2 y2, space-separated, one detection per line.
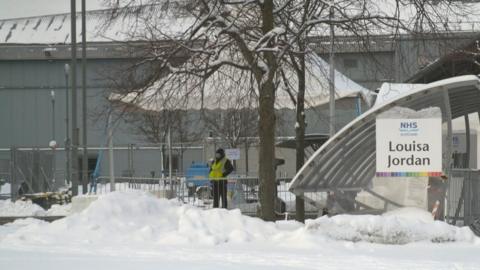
212 180 228 209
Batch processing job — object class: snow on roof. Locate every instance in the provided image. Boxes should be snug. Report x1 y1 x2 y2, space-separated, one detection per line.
111 60 258 111
0 7 193 44
278 52 373 109
374 83 425 108
0 0 105 20
353 0 480 34
289 75 480 193
2 1 480 45
110 51 372 111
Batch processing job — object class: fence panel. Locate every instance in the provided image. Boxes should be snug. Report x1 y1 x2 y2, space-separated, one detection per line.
448 169 480 225
11 148 54 200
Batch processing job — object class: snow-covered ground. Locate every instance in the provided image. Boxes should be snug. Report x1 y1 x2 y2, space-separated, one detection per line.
0 191 479 270
0 182 71 216
0 183 10 195
0 199 71 217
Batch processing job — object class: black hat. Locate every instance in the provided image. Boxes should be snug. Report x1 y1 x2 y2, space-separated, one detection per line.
215 148 225 159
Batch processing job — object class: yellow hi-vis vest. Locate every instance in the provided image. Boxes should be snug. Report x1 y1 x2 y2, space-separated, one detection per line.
209 158 226 180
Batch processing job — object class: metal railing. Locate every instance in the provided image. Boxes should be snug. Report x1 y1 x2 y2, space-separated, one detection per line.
177 177 325 218
88 175 325 219
446 169 480 226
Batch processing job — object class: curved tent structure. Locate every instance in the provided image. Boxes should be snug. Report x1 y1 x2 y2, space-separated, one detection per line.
110 51 372 111
289 75 480 194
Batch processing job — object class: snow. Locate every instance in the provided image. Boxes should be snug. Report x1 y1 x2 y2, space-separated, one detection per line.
383 207 434 223
0 200 46 217
45 203 71 216
374 83 425 108
306 208 474 244
0 183 9 195
320 0 480 36
0 191 479 269
0 4 194 44
277 51 373 108
2 1 480 45
375 75 480 109
0 191 279 247
0 199 71 217
377 106 442 119
111 51 372 111
0 0 105 20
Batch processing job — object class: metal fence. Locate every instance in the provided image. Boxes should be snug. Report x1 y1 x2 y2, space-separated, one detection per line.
0 144 205 198
0 145 324 219
446 169 480 226
90 176 325 219
10 147 57 201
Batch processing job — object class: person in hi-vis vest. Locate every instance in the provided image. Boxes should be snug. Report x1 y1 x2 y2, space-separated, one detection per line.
209 148 234 208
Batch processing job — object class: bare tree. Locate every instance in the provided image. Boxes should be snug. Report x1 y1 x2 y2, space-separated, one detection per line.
275 0 471 220
100 0 471 220
102 0 284 220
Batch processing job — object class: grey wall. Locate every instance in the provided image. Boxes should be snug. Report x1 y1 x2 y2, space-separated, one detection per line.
0 59 148 148
316 33 476 90
0 58 183 179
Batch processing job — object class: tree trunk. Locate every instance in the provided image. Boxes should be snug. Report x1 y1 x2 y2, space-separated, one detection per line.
295 46 306 223
258 79 276 221
258 0 276 222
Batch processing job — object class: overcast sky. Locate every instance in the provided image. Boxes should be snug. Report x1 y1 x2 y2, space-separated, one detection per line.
0 0 105 20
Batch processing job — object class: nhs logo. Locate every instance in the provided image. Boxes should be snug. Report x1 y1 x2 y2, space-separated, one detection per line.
399 121 419 136
400 122 417 129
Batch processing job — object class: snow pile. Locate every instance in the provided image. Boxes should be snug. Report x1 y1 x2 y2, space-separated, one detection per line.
45 204 71 216
0 200 46 217
0 192 476 249
305 208 475 244
0 191 280 247
383 207 434 222
0 183 10 195
0 199 70 217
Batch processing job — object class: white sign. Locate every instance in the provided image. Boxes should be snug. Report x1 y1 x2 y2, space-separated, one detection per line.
225 148 241 160
376 118 442 177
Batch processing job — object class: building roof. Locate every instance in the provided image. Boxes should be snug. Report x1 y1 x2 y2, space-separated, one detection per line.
276 134 329 150
406 36 480 84
0 0 104 20
289 75 480 193
0 6 192 44
2 1 480 45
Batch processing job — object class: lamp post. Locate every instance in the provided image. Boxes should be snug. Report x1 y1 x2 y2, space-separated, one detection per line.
51 90 55 141
108 113 115 192
329 2 336 138
50 90 57 188
81 0 88 194
64 63 71 185
70 0 79 196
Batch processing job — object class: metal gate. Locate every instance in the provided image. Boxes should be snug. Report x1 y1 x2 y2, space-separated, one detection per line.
10 147 54 200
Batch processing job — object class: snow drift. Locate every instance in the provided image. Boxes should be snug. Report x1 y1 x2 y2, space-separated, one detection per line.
306 207 475 244
0 191 280 247
0 199 71 217
0 191 476 249
0 200 46 217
